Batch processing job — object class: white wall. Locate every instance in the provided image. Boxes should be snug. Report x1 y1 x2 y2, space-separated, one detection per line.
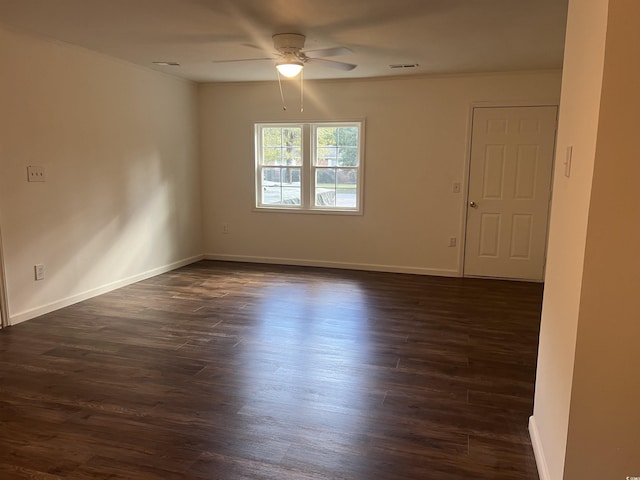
199 71 561 274
0 26 203 323
529 1 609 478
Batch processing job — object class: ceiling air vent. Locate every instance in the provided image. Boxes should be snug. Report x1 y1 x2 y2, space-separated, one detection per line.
389 63 419 69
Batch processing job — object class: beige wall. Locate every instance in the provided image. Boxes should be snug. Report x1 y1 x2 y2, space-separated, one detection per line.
530 0 609 478
0 27 562 325
199 72 561 274
0 27 203 323
563 0 640 477
532 0 640 478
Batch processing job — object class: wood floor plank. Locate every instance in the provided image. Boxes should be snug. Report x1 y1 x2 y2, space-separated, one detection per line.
0 260 542 479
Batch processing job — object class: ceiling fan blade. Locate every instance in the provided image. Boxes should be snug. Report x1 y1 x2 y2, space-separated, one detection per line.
211 57 274 64
241 43 263 51
309 58 357 71
305 47 353 59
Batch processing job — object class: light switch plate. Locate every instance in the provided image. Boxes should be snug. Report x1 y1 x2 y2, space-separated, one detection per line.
564 146 573 178
34 264 45 281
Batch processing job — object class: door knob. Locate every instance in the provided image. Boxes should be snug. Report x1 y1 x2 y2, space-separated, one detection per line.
469 201 478 208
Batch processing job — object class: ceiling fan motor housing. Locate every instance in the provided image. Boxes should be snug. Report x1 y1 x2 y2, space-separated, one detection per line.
272 33 306 54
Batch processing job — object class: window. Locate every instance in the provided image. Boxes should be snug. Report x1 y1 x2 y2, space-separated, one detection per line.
255 122 363 213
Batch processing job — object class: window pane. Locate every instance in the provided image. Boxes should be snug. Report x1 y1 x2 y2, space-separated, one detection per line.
281 165 301 204
263 147 282 165
282 187 301 205
263 128 282 146
336 168 358 208
317 146 337 166
262 168 281 204
316 190 336 206
262 186 282 205
262 126 302 146
285 147 302 166
280 167 301 185
262 127 302 167
263 167 281 185
316 168 336 186
263 147 302 166
315 168 336 206
317 127 337 167
337 146 359 166
317 127 337 147
338 127 358 146
282 128 302 146
261 167 301 206
317 126 358 167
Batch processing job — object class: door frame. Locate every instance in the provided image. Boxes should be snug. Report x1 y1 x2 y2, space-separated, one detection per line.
0 224 9 328
459 101 559 279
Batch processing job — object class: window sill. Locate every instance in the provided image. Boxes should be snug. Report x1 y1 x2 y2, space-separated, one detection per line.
253 206 363 216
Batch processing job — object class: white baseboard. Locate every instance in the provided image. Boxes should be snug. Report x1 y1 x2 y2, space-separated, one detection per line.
529 415 550 480
205 254 459 277
9 255 204 325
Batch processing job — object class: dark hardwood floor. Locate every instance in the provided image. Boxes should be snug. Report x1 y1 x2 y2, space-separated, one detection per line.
0 260 543 479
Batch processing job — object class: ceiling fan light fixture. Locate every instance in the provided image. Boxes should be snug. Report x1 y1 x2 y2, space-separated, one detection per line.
276 61 303 78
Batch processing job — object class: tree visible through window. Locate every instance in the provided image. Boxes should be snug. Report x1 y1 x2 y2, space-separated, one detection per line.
255 122 363 213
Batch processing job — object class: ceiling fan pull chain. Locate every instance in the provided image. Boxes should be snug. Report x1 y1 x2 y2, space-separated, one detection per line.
276 71 287 111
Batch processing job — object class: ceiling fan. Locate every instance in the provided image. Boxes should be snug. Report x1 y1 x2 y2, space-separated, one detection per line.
213 33 356 111
213 33 357 78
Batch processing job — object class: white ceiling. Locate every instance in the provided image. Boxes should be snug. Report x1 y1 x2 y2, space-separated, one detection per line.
0 0 568 83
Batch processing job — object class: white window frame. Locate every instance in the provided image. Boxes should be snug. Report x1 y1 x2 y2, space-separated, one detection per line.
254 121 364 215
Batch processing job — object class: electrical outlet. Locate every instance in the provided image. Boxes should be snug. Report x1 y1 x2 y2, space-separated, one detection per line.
34 264 45 281
448 237 457 247
222 223 229 234
27 165 46 182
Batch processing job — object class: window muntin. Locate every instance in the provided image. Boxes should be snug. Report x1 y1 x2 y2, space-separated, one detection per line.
255 122 363 213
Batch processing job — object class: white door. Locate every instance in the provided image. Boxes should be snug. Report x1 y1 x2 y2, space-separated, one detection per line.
464 106 557 281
